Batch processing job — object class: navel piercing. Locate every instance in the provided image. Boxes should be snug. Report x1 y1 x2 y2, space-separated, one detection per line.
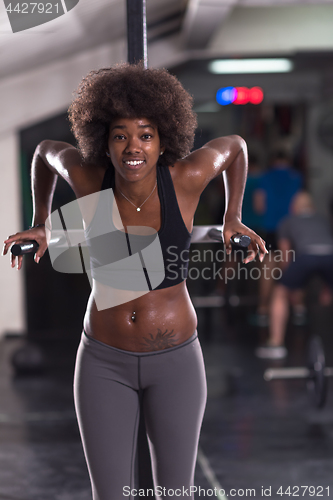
131 311 136 322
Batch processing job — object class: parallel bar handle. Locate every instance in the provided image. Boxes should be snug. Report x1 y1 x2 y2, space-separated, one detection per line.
11 240 39 256
207 229 251 247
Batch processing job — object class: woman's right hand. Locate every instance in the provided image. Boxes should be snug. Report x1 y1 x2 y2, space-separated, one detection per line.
2 225 48 270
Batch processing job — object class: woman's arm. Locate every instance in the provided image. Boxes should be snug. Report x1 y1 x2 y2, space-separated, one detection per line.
221 138 247 224
2 140 84 269
178 135 245 190
219 139 267 262
31 141 60 228
177 135 267 262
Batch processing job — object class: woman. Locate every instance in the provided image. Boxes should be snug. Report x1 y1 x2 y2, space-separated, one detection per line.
3 64 267 500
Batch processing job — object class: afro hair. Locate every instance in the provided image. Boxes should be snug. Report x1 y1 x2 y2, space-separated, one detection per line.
68 63 197 168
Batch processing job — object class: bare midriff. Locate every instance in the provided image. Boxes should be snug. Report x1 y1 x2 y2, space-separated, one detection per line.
83 280 197 352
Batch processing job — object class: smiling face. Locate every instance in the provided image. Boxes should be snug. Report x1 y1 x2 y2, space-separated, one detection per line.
107 117 164 183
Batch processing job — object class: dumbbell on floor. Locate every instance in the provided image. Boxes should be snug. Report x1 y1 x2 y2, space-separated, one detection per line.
264 336 333 408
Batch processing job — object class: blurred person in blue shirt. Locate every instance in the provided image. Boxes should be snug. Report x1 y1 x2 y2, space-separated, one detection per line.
252 151 302 326
255 151 302 245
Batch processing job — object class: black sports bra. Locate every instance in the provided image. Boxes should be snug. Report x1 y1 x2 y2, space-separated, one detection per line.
83 165 192 290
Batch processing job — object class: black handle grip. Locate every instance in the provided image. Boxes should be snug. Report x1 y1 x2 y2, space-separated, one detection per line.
230 234 251 247
11 240 39 256
207 229 251 247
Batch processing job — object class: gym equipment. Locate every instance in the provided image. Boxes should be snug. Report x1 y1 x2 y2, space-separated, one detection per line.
207 228 251 247
127 0 147 68
11 226 252 311
11 341 46 375
10 226 251 254
11 240 39 256
264 336 333 409
190 226 252 309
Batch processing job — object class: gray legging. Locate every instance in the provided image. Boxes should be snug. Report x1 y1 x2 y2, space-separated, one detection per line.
73 330 207 500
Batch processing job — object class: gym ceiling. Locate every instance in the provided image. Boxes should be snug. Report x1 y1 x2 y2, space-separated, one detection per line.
1 0 333 81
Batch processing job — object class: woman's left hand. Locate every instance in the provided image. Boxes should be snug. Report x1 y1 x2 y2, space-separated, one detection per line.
223 217 268 264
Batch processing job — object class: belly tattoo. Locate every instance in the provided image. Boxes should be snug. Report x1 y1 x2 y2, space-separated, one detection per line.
140 329 177 351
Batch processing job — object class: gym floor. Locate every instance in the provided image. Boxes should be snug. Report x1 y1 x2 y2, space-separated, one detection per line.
0 302 333 500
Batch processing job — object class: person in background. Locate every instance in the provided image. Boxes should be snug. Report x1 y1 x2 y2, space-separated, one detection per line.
253 151 302 326
256 191 333 359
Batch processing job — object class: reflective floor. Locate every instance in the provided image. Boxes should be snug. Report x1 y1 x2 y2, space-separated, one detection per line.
0 302 333 500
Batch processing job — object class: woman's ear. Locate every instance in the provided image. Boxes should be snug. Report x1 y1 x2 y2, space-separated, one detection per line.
160 146 165 156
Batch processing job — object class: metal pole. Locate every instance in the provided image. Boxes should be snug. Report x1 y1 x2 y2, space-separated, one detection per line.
126 0 148 68
126 2 151 491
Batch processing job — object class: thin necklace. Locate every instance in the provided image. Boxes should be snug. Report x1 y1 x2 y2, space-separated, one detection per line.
118 181 157 212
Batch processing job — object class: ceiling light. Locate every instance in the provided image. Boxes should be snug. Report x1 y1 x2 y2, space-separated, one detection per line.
208 58 293 74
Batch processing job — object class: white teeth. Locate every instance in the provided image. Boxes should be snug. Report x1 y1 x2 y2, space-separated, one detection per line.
125 160 144 166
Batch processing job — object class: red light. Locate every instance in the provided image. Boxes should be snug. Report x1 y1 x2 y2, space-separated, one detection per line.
216 86 264 105
249 87 264 104
234 87 249 105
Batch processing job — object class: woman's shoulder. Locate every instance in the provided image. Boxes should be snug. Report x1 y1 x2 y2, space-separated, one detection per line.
169 145 222 195
66 159 107 199
38 140 107 199
169 134 245 196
